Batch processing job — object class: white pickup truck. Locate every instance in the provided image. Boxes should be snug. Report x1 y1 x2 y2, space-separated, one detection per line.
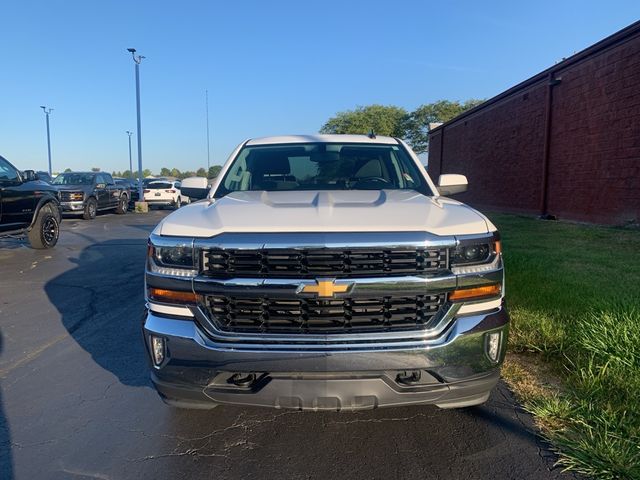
143 134 508 411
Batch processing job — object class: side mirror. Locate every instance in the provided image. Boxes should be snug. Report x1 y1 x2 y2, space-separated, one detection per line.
96 183 106 189
180 176 210 200
23 170 37 182
437 174 468 196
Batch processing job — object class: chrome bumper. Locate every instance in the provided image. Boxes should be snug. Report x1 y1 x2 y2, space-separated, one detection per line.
60 201 84 212
143 304 509 410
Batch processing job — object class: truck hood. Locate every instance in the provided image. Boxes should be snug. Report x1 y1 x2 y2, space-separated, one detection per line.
54 185 90 192
156 190 490 237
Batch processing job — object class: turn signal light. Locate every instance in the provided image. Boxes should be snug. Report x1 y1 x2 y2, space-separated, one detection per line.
449 284 501 302
148 287 197 304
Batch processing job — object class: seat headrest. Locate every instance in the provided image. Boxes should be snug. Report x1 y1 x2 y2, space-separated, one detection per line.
249 151 291 175
354 159 383 178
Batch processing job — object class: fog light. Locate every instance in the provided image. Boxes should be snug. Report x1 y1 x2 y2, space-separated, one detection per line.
486 332 502 363
151 336 165 366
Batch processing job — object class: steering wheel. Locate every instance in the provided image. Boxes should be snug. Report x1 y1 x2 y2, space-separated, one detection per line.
352 177 392 189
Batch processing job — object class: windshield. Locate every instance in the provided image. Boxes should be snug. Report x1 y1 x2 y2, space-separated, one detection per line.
216 143 431 196
52 173 95 185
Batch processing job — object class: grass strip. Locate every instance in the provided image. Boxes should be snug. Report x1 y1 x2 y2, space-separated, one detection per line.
490 213 640 480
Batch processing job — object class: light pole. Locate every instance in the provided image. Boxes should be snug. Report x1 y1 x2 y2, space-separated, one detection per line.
40 106 53 176
126 131 133 178
127 48 145 200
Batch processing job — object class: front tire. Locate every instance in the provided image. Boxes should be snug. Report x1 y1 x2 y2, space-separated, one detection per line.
27 205 59 249
116 195 128 214
83 198 97 220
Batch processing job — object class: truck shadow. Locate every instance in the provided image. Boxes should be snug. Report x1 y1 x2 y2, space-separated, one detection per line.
44 239 151 388
0 331 14 479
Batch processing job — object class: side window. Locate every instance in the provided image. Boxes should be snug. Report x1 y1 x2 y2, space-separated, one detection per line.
95 174 105 185
390 148 420 189
175 182 181 189
224 156 248 191
0 157 20 182
103 173 115 185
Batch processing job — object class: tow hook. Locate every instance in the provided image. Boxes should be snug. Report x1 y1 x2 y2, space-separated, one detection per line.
396 370 422 385
228 373 256 387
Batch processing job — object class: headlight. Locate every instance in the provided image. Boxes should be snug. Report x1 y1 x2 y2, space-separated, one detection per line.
450 239 501 274
451 243 493 266
147 239 198 277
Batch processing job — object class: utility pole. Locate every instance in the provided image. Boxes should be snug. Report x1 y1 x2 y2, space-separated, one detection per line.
206 90 211 170
40 106 53 176
126 131 133 177
127 48 145 200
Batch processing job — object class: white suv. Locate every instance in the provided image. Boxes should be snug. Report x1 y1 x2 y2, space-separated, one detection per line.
143 180 188 209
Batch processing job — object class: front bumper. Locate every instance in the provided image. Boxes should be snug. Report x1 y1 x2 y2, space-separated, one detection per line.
60 201 85 212
143 304 509 411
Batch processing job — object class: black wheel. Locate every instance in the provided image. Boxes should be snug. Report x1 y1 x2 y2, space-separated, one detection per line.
83 198 97 220
27 206 59 249
116 195 128 214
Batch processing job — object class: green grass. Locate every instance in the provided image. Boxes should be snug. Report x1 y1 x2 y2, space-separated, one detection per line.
490 213 640 480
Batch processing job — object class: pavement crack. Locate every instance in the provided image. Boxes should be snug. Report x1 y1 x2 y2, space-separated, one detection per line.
126 411 295 462
323 413 433 426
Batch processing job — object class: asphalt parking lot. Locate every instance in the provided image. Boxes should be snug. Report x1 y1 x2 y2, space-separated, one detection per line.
0 211 577 480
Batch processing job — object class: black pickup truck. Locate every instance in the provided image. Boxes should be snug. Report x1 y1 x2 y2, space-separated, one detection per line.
0 155 61 249
52 172 129 220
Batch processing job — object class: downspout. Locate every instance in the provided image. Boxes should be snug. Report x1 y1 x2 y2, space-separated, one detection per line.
540 72 561 218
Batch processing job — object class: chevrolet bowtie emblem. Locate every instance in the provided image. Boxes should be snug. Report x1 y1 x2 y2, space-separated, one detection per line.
300 279 350 298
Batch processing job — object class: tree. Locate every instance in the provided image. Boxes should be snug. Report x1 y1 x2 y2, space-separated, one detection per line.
64 168 72 173
181 171 196 179
142 169 152 178
208 165 222 179
320 105 408 137
91 167 101 172
196 167 207 177
170 168 181 178
160 167 171 177
404 99 484 153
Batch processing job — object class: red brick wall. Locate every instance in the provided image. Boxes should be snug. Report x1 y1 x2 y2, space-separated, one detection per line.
428 27 640 225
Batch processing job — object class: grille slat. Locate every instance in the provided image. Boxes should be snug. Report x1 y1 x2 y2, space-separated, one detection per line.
203 294 446 334
203 247 447 278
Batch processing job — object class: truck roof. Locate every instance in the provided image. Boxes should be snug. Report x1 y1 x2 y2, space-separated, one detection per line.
245 134 400 146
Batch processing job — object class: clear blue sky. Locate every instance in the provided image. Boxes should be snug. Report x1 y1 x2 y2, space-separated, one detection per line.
1 1 638 174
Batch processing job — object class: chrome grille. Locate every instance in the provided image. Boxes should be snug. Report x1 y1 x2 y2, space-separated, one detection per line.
203 247 447 278
59 191 83 201
201 294 446 333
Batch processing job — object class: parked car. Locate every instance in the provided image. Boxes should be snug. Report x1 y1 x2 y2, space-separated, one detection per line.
0 155 61 248
114 177 139 206
143 180 188 209
143 134 509 411
36 171 53 183
52 172 129 220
